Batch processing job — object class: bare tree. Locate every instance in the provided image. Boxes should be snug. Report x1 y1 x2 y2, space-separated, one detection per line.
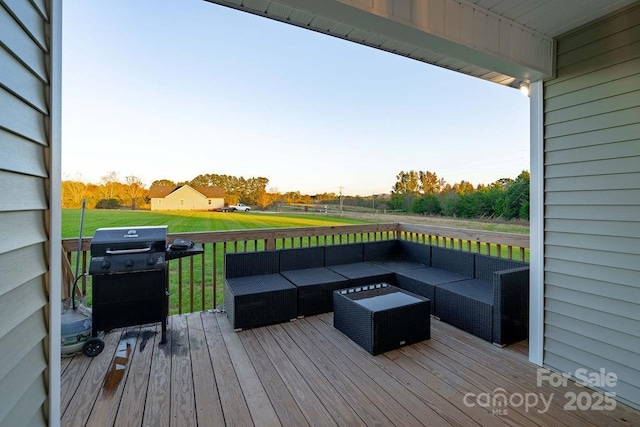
124 175 148 209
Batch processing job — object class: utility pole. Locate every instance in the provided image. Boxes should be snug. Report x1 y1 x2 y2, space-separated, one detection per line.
339 186 344 213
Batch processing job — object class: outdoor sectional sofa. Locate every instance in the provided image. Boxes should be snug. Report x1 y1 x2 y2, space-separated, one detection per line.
224 239 529 346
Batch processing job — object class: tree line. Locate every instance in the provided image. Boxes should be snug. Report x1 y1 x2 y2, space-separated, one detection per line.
61 172 274 209
61 169 530 221
386 170 530 220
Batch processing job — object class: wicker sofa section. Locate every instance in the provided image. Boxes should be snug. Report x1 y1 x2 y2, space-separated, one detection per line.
224 240 529 346
224 251 297 330
325 243 395 288
279 247 348 316
432 251 529 345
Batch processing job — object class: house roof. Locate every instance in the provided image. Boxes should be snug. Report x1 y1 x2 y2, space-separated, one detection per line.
149 184 225 198
148 185 178 198
192 185 225 198
204 0 637 89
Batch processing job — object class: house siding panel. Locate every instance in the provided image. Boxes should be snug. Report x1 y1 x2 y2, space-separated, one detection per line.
0 0 52 424
543 4 640 408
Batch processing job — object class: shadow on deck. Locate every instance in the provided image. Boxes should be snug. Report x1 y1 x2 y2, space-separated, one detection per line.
61 312 639 426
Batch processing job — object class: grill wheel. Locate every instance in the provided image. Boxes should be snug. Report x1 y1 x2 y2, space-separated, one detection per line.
82 337 105 357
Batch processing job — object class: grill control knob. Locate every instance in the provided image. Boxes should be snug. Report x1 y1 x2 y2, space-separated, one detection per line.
125 259 134 268
101 260 111 270
147 257 156 266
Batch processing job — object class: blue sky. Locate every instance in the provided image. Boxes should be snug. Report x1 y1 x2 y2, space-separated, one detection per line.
62 0 530 196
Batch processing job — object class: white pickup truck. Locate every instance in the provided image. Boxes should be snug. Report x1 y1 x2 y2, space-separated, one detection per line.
228 203 251 212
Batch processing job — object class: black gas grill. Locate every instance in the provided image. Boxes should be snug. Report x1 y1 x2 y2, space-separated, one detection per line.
89 226 202 346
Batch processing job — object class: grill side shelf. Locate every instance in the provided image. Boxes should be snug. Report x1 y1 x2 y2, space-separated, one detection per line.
165 245 204 261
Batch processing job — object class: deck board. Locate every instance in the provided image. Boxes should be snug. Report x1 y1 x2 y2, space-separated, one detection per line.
238 325 309 426
187 313 226 427
61 311 640 426
256 325 338 426
216 313 281 427
87 327 141 427
170 314 196 426
202 312 254 426
267 323 367 427
115 325 158 426
294 317 424 426
143 317 172 427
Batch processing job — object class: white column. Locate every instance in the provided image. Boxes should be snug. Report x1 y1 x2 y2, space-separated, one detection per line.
48 0 63 424
529 80 544 366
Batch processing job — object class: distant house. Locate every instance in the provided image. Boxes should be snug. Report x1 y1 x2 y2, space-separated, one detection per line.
149 185 225 211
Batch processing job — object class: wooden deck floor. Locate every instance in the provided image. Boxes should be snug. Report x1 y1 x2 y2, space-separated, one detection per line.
61 312 640 426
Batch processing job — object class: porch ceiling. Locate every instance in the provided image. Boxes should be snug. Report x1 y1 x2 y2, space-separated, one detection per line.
203 0 638 89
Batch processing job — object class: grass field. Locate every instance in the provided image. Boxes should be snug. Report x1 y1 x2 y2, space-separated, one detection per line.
62 209 371 238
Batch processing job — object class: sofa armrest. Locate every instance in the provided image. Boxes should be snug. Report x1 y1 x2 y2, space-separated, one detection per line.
492 266 530 345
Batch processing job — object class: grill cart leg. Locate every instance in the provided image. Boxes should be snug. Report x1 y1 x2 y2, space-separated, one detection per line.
160 287 168 344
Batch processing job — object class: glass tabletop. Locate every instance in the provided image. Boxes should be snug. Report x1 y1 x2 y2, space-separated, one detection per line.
337 283 423 311
354 291 423 311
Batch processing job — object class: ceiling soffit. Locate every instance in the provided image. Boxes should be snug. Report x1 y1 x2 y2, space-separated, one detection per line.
205 0 557 88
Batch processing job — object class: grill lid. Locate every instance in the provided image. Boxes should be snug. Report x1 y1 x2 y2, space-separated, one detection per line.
90 226 168 256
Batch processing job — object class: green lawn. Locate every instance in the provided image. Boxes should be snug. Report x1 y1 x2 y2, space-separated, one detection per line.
62 209 371 238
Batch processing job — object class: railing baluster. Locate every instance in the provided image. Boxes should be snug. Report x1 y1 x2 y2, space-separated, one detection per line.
190 256 194 313
212 243 217 310
178 258 183 315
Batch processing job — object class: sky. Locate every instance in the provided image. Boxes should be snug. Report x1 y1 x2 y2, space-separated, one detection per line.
61 0 530 197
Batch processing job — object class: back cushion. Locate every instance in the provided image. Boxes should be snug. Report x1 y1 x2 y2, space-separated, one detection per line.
280 247 325 271
225 251 279 278
431 246 474 277
363 240 400 261
325 243 364 266
399 240 431 265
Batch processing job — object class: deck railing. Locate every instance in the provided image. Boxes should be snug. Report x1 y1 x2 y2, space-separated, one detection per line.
61 222 529 315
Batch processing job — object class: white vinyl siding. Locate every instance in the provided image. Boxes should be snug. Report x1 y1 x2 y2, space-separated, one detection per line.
0 0 52 425
543 3 640 408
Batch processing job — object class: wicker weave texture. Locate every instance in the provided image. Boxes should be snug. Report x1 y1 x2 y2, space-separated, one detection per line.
324 243 364 266
281 267 349 316
431 246 474 277
224 274 297 330
399 240 432 265
363 240 401 261
280 247 325 271
492 266 530 345
225 251 279 278
475 254 527 283
394 273 436 313
435 282 493 341
333 285 430 355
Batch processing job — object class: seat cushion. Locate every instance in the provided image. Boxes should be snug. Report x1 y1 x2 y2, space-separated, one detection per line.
281 268 349 316
396 267 469 285
280 267 348 288
225 274 295 295
326 262 395 287
370 259 428 273
436 279 493 305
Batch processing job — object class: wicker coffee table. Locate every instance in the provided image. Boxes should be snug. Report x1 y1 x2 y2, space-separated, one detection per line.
333 283 430 355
